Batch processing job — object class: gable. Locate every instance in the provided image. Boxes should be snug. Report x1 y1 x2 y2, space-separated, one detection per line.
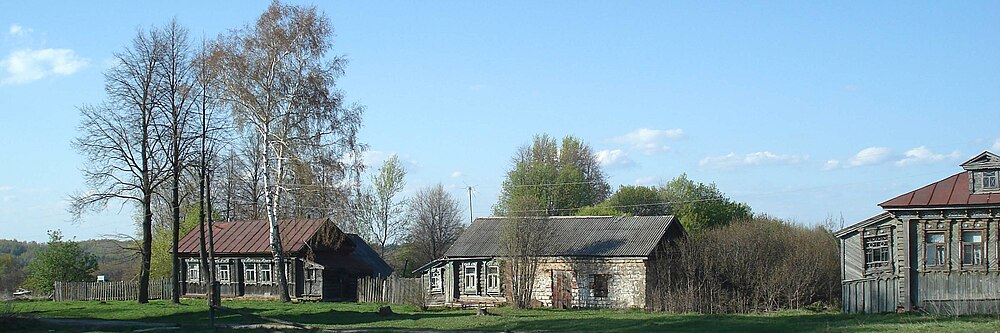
961 151 1000 171
443 215 683 258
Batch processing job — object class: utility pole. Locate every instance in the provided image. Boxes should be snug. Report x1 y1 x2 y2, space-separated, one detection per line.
467 185 474 223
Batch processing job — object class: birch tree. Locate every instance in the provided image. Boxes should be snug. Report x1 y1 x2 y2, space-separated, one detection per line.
209 2 365 302
405 183 464 264
70 27 169 304
355 154 407 258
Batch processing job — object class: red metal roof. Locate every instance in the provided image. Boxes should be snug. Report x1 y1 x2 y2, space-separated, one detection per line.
880 172 1000 208
177 218 332 255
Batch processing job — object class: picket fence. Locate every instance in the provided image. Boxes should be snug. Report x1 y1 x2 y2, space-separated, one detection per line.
356 276 425 305
53 278 173 301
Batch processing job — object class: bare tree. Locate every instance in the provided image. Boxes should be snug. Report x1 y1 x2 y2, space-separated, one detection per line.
354 154 407 258
405 183 464 264
155 19 199 304
209 1 365 302
70 27 169 304
500 194 552 309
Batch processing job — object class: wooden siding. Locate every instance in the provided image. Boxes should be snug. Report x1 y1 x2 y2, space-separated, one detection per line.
842 277 898 313
915 272 1000 314
357 276 425 305
842 231 864 281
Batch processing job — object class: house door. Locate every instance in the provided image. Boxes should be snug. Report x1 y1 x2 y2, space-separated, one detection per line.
552 270 573 309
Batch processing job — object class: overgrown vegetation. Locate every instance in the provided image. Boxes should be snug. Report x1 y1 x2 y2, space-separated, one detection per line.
23 230 98 293
649 216 840 313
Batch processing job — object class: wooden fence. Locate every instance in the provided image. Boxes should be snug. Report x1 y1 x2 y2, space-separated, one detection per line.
357 276 425 305
54 278 173 301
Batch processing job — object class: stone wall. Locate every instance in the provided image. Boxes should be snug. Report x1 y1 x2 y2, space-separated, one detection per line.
530 257 647 308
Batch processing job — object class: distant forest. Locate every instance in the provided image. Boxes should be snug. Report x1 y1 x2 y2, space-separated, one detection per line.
0 238 139 295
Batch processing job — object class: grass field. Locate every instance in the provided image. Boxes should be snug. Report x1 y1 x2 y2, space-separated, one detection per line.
8 299 1000 332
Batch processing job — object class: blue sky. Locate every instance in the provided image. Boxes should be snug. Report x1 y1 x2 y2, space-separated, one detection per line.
1 1 998 242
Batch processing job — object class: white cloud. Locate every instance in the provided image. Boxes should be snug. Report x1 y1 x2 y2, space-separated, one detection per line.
0 185 12 192
612 128 684 154
634 177 656 185
450 171 463 178
1 48 89 85
699 151 806 169
846 147 892 167
8 24 32 37
895 146 961 166
823 160 840 171
993 138 1000 151
595 149 634 168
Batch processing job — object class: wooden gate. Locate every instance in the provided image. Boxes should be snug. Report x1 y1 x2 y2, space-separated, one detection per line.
552 270 573 309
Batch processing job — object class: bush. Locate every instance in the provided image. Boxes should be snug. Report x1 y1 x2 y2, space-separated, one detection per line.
648 216 839 313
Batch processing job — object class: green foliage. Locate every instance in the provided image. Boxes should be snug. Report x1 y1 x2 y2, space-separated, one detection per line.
24 230 98 292
494 134 610 216
150 205 205 279
658 174 751 233
575 204 627 216
604 185 667 216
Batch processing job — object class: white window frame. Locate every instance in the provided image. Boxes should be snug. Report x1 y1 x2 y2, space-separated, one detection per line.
486 265 500 294
187 262 200 283
217 263 230 283
463 263 478 294
244 262 257 284
260 263 273 284
429 268 443 292
863 234 891 272
925 232 947 267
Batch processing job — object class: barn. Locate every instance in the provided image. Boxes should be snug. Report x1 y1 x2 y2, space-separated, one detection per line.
177 218 392 300
415 215 685 309
836 151 1000 314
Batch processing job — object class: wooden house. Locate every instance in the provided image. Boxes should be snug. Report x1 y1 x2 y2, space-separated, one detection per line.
836 151 1000 314
177 218 392 300
414 215 685 309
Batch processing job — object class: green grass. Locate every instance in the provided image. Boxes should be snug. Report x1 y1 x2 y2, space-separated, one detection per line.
11 299 1000 332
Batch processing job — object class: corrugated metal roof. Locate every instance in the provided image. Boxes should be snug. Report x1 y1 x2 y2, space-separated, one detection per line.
443 215 681 258
880 172 1000 208
177 218 332 255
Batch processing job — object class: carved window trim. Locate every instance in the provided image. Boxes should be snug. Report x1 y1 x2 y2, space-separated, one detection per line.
862 226 892 275
920 221 951 271
462 263 478 295
486 265 501 295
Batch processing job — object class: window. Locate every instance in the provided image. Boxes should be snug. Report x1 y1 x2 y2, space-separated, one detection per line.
962 231 984 266
306 268 318 282
244 263 257 283
429 268 442 292
926 232 947 266
187 262 200 283
863 235 891 271
591 274 610 298
984 171 999 190
463 264 478 294
260 263 273 284
486 265 500 294
217 263 230 283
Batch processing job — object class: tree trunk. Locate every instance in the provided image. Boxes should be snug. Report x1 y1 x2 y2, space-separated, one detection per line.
171 168 181 304
262 135 291 302
139 191 152 303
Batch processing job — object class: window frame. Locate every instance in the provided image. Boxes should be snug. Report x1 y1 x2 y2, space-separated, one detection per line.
984 170 999 190
591 274 610 298
925 231 948 268
187 262 200 283
217 263 230 283
862 233 891 273
961 229 985 267
463 263 478 294
244 262 258 284
486 265 500 294
259 263 273 284
429 268 443 293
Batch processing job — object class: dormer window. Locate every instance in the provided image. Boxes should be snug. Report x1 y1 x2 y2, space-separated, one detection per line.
984 170 998 190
